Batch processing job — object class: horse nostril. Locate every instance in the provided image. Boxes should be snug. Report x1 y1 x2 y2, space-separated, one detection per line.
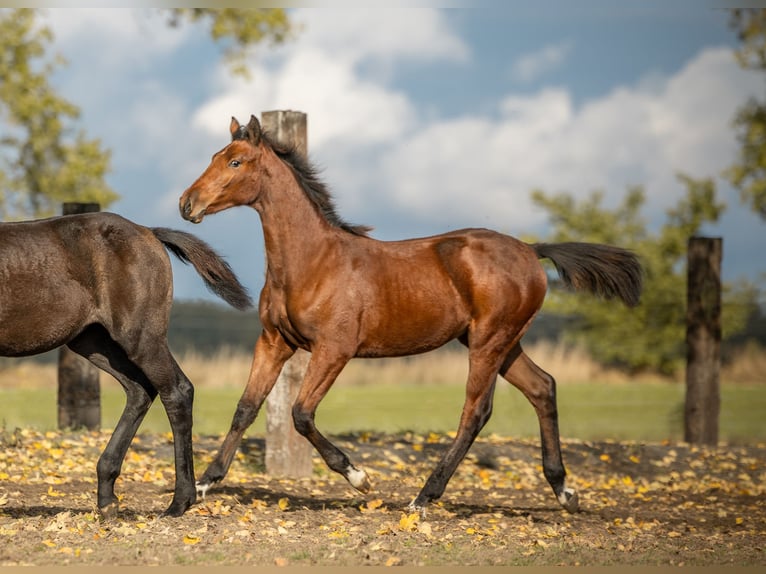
180 198 192 219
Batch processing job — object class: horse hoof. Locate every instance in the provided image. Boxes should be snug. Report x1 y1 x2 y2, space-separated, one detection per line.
558 487 579 514
98 501 119 520
347 467 371 494
196 481 212 498
161 504 190 518
406 499 427 519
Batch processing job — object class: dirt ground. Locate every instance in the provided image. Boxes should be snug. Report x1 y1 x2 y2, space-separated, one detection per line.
0 428 763 566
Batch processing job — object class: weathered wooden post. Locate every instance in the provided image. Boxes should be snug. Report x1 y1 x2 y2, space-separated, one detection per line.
684 236 722 446
57 202 101 430
262 110 314 477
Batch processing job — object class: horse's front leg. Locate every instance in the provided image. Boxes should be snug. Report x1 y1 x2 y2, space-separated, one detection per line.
197 331 294 495
290 347 371 493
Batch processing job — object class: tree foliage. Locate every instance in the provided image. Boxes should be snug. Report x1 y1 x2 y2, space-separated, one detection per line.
166 8 293 78
726 9 766 219
0 9 116 219
531 176 756 375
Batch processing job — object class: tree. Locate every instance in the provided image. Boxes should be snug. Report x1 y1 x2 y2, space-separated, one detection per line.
0 9 116 219
531 176 756 375
166 9 292 78
726 9 766 219
0 9 293 220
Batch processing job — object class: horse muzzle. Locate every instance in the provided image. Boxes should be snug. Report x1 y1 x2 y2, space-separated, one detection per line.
179 194 206 224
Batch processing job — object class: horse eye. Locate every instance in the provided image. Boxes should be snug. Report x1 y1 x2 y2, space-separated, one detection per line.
228 159 241 168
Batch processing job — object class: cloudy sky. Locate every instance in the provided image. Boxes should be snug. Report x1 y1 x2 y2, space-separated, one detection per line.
32 5 766 302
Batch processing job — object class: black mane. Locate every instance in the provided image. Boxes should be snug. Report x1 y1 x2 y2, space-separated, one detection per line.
262 132 372 237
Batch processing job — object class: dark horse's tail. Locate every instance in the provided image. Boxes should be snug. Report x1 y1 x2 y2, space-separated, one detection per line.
531 242 642 307
151 227 253 311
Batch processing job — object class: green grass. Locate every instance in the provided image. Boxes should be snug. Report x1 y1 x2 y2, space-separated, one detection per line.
1 381 764 444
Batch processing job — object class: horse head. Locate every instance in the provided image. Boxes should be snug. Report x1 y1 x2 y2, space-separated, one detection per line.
180 115 265 223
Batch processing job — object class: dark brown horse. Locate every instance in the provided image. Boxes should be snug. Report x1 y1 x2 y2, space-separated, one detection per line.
0 212 252 517
179 115 642 515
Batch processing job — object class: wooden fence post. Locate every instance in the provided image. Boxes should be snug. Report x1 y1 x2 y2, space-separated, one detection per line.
57 202 102 430
262 110 314 477
684 236 722 446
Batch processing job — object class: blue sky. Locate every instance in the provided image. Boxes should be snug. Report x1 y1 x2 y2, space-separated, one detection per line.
29 5 766 302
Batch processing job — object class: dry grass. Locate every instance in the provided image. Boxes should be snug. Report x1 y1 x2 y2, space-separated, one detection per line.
2 340 762 391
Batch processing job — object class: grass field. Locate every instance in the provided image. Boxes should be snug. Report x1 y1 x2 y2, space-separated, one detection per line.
1 342 764 443
0 362 763 444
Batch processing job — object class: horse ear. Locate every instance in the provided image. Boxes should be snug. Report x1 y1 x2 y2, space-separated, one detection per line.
246 114 261 145
229 117 241 140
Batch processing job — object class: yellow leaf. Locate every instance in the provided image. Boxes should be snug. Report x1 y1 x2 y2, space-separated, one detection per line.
600 454 611 462
736 517 744 525
361 498 384 513
42 540 56 548
278 497 290 511
47 486 65 498
412 444 423 452
399 512 419 531
183 535 201 545
385 557 401 567
629 455 640 464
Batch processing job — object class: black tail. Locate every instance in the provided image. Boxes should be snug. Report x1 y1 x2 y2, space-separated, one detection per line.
531 242 642 307
151 228 253 311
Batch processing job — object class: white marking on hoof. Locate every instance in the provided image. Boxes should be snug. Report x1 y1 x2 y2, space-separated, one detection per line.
407 499 427 519
196 481 211 499
558 486 579 514
347 467 371 493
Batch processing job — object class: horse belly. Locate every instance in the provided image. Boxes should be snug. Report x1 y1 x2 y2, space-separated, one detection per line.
356 290 467 358
0 282 89 356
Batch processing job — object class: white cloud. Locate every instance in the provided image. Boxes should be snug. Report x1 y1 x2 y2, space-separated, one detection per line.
193 50 416 151
288 8 470 66
511 41 572 84
368 46 763 237
44 8 190 66
191 8 468 153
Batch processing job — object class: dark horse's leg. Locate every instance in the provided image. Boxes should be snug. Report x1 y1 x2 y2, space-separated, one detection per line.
499 344 578 513
69 327 196 517
67 329 158 514
197 330 294 494
290 347 371 492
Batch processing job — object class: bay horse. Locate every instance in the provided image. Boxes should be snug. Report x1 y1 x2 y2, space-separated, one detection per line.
0 212 252 517
179 115 642 515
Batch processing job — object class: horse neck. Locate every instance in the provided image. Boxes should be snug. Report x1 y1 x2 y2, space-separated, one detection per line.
254 149 337 285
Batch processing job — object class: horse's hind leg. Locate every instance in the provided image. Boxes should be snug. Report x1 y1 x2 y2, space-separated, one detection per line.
70 328 196 517
499 344 579 513
132 346 196 517
408 349 502 514
67 331 158 515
